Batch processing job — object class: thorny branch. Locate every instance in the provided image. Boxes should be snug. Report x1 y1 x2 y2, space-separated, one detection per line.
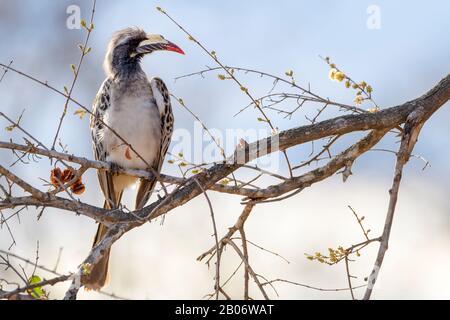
51 0 97 152
0 5 449 300
0 72 449 298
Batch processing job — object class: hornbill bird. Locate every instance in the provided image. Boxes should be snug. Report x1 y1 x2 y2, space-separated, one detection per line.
85 28 184 290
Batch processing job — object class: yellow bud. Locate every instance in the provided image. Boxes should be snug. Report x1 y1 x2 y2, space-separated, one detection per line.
81 263 92 275
328 68 337 80
217 74 226 80
354 95 364 105
334 71 345 82
74 109 87 119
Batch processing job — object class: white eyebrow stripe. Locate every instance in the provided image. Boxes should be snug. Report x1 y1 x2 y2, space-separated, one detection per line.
139 38 168 46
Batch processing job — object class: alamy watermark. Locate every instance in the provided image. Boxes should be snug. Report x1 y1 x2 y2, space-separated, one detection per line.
66 5 81 29
169 121 280 169
367 5 381 30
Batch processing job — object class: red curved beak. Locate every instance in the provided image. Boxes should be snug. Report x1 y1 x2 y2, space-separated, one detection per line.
164 41 185 55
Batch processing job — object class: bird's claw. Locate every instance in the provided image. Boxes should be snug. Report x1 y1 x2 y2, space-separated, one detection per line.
109 162 121 175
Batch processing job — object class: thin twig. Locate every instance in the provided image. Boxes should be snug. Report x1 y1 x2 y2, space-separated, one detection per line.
51 0 97 151
193 178 220 300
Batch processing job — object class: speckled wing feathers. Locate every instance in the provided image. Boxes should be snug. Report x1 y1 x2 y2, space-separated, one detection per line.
90 79 124 208
134 77 174 210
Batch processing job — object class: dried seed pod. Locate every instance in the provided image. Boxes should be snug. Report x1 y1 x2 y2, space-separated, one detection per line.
61 168 75 183
50 168 63 187
50 167 86 195
70 181 86 195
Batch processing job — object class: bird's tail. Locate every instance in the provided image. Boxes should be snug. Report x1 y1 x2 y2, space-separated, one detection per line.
83 220 111 291
135 177 158 210
82 172 126 290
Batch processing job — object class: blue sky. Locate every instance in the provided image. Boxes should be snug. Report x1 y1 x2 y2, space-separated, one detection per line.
1 1 450 299
2 0 449 173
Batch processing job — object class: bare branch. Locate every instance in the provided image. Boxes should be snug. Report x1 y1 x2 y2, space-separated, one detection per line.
363 109 427 299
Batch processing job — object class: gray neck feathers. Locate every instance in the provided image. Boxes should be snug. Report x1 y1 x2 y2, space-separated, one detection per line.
104 45 145 81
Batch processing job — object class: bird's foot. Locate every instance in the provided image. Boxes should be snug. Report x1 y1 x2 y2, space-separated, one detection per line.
109 162 121 175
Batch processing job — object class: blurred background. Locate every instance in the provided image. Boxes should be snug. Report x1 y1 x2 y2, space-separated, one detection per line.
0 0 450 299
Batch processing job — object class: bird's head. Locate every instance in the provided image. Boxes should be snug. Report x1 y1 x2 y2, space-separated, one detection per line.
104 27 184 78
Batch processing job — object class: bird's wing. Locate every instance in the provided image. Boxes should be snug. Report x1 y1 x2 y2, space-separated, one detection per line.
91 78 122 208
135 77 174 210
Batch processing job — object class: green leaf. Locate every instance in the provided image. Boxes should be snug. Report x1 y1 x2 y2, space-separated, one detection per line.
70 64 77 75
74 109 87 119
285 70 293 77
27 275 44 299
